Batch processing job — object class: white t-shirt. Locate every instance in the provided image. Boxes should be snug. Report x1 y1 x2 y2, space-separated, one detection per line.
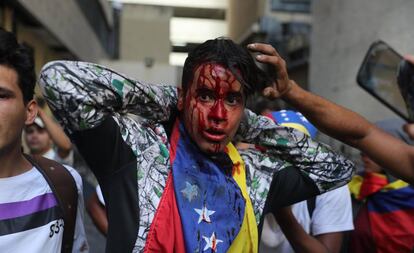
0 165 88 253
44 148 98 187
260 185 354 253
96 185 105 206
44 148 74 167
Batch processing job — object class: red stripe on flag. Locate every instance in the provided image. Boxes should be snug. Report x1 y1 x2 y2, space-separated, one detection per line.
350 205 376 253
358 172 388 200
144 120 185 252
169 119 181 164
369 208 414 253
144 172 185 253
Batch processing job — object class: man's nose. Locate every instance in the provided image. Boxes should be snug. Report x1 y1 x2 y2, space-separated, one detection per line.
208 100 227 121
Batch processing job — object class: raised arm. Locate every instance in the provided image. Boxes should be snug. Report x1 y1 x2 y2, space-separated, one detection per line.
39 60 178 134
237 109 354 193
240 129 354 220
39 61 177 251
248 43 414 185
37 108 72 159
239 121 354 219
280 83 414 183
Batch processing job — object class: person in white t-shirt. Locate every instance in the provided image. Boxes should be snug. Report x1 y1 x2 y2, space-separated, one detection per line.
0 28 88 252
25 106 98 188
260 110 354 253
0 162 88 252
260 186 353 253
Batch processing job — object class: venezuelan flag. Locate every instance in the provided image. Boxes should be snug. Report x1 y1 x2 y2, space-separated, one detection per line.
144 120 257 252
350 174 414 253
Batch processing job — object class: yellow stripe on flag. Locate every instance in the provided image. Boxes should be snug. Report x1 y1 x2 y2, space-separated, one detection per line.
226 143 258 253
281 123 311 137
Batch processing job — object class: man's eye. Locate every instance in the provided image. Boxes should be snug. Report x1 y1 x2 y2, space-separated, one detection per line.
226 96 240 106
0 94 11 99
199 94 214 102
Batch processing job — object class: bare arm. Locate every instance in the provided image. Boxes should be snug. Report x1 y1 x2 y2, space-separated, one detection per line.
282 82 414 183
37 108 72 158
248 43 414 184
315 233 343 253
274 207 342 253
86 192 108 236
39 60 177 134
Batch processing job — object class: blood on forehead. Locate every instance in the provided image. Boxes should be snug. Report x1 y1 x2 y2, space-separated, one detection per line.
193 63 241 93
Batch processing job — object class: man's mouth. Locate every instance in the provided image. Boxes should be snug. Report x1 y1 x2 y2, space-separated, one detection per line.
202 129 227 142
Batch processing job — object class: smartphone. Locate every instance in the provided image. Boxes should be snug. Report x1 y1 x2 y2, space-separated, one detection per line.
357 40 414 122
397 59 414 121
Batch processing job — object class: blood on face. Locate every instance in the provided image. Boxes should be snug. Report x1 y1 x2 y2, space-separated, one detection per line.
181 63 245 153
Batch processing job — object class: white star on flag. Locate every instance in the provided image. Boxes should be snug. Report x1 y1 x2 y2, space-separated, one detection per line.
203 232 223 252
181 182 198 202
194 205 215 224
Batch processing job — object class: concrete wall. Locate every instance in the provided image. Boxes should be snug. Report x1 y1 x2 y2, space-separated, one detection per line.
120 4 171 63
17 26 74 96
17 27 68 74
1 6 74 96
17 0 109 62
228 0 265 41
310 0 414 122
1 6 14 31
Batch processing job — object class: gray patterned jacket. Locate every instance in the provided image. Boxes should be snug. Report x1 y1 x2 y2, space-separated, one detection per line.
39 61 354 253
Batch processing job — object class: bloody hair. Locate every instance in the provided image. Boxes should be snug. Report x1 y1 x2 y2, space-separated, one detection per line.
181 38 268 98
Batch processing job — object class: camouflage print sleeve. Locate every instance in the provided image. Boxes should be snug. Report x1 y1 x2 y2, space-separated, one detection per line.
241 148 324 221
239 148 282 222
38 60 178 134
236 109 355 194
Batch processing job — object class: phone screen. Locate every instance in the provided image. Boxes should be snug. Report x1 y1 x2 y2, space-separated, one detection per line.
357 41 409 121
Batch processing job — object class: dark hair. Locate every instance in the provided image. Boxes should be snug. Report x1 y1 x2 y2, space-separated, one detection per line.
246 94 284 115
182 38 268 98
0 28 36 104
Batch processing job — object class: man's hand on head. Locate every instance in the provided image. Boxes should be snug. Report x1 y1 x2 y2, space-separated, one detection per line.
247 43 294 99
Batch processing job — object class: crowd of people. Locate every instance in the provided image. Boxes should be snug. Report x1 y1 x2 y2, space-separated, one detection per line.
1 26 414 253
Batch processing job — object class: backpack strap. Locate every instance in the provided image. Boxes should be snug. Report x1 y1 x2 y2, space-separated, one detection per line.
307 196 316 219
25 154 78 253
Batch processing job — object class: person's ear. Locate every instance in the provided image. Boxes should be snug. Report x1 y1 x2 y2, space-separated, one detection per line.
177 87 184 111
25 99 38 126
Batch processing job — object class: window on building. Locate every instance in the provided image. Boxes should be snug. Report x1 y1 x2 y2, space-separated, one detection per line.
271 0 311 13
